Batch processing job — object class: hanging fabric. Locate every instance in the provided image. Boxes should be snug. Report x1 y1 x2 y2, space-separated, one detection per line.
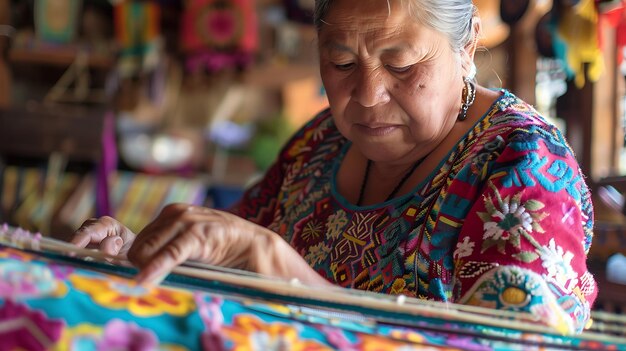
113 0 161 77
180 0 258 73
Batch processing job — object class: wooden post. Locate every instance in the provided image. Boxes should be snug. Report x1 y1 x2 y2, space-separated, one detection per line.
556 71 594 179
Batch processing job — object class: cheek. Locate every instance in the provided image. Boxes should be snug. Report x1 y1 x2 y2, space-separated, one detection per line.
321 73 350 107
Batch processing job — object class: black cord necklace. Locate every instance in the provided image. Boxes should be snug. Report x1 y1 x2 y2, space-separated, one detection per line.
356 157 425 206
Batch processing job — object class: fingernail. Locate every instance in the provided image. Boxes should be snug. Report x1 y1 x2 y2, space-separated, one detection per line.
113 237 123 252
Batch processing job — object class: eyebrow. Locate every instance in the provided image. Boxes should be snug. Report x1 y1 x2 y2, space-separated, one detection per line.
320 41 353 53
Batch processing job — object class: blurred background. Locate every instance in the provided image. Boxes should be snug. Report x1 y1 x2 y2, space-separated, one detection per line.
0 0 625 312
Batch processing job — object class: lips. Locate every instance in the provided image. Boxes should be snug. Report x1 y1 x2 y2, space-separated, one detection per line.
355 123 400 136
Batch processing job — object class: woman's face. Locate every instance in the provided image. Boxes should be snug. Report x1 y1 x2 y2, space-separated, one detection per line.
318 0 469 163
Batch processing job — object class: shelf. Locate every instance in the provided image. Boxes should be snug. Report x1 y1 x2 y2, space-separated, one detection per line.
9 46 114 69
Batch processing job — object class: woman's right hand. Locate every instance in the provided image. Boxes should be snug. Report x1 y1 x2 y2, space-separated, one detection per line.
70 216 137 256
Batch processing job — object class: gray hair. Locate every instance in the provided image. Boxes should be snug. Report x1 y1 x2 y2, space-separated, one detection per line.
314 0 477 52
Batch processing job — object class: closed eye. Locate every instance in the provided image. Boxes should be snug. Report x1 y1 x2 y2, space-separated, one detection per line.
385 64 413 73
335 63 355 71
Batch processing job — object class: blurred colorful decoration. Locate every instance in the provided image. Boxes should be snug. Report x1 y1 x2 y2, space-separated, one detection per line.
598 0 626 65
555 0 604 88
180 0 258 73
113 1 161 75
34 0 82 44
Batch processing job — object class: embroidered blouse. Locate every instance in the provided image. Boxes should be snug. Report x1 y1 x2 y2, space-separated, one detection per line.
231 90 597 333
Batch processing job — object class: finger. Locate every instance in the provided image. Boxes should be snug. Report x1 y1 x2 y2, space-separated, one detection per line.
70 218 109 248
129 208 213 266
99 236 124 256
70 216 136 250
134 233 201 286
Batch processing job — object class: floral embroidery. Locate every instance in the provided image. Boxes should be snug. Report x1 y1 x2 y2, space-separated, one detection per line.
195 293 227 351
326 210 348 240
221 315 331 351
0 261 66 298
304 242 332 266
453 237 474 259
54 323 102 351
54 322 187 351
97 319 158 351
0 300 64 351
538 238 578 292
478 181 548 261
70 274 195 317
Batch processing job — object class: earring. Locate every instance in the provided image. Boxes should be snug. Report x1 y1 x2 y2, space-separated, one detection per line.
458 77 476 121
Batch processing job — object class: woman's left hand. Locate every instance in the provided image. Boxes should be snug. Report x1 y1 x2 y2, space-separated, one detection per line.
127 203 330 287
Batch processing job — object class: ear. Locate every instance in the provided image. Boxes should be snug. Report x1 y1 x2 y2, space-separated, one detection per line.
461 15 481 77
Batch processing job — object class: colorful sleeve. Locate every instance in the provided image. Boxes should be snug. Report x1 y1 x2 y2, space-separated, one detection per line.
451 123 597 334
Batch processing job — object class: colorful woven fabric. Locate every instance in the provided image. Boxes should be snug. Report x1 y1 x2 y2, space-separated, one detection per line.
0 242 623 350
233 90 597 333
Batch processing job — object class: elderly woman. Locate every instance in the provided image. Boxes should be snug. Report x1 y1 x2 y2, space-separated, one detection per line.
72 0 597 333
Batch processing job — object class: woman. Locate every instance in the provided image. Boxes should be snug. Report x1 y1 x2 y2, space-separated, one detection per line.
72 0 597 333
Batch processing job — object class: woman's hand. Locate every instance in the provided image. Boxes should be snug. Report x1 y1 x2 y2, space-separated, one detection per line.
71 216 136 256
72 203 331 287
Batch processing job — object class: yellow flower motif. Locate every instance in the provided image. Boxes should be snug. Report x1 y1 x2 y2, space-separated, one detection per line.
54 323 102 351
54 323 189 351
70 274 195 317
221 315 331 351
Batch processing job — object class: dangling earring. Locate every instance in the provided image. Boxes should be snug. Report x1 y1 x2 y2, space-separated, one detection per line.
458 77 476 121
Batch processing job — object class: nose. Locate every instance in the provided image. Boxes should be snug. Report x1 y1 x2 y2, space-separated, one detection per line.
352 68 390 107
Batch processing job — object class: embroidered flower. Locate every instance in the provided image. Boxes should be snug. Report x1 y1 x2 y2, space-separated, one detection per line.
97 319 158 351
304 242 331 266
477 182 548 253
538 239 578 292
221 315 330 351
56 323 102 350
453 237 475 259
56 323 186 351
70 274 195 317
0 300 64 350
0 261 66 298
482 198 532 240
326 210 348 240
